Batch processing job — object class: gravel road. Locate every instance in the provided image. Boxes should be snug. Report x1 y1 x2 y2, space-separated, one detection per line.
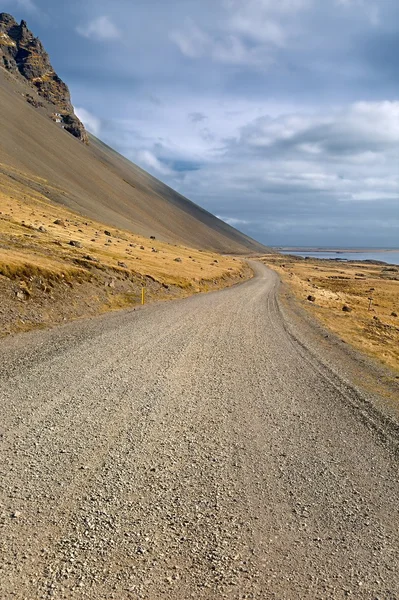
0 262 398 600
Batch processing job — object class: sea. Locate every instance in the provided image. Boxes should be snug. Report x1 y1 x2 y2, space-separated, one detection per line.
279 250 399 266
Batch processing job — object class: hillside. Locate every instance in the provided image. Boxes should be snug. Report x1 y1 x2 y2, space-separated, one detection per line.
0 167 251 335
0 14 268 255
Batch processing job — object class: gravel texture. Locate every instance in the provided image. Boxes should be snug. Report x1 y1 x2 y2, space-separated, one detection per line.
0 262 398 599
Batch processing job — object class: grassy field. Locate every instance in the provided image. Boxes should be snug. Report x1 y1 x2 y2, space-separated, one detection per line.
0 163 249 335
261 253 399 373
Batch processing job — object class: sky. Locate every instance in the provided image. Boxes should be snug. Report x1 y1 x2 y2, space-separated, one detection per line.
6 0 399 247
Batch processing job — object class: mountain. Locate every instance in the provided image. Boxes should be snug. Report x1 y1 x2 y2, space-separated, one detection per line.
0 13 87 142
0 14 269 254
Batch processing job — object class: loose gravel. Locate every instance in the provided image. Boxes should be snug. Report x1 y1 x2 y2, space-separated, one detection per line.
0 262 398 599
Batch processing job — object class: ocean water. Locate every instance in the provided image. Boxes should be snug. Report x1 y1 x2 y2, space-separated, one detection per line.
279 250 399 266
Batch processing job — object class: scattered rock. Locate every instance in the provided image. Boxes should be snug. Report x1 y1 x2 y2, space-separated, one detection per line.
26 95 44 108
391 312 397 317
15 289 29 301
118 261 128 268
82 255 99 262
214 259 219 263
140 246 145 250
53 219 65 227
151 248 158 253
104 230 112 236
38 225 47 233
150 236 156 240
11 511 22 519
342 305 352 312
174 258 182 263
69 240 82 248
307 295 316 302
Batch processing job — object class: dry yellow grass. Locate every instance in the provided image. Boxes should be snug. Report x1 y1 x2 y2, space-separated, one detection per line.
0 165 244 284
261 253 399 373
0 164 249 334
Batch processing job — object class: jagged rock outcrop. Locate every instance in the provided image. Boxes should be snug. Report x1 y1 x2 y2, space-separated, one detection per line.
0 13 87 143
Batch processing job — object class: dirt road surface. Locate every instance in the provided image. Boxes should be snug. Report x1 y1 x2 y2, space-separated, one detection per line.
0 262 398 599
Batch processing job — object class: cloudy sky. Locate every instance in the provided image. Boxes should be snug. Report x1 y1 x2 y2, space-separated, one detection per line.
7 0 399 247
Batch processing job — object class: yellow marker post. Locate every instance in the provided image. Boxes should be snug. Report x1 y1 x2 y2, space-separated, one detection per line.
141 287 145 305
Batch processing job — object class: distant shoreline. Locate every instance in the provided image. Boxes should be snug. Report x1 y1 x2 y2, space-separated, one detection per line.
274 247 399 253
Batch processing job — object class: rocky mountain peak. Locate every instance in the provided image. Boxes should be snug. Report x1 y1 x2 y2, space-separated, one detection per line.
0 13 17 26
0 14 87 143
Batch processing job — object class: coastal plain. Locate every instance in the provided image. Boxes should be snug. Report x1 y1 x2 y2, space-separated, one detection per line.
262 253 399 373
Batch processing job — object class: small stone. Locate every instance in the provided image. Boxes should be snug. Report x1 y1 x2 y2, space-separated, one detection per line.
342 305 352 312
104 230 112 236
16 288 29 301
118 261 128 268
174 257 182 263
391 312 397 317
11 511 22 519
307 295 316 302
82 255 99 262
54 219 65 226
69 240 82 248
38 226 47 233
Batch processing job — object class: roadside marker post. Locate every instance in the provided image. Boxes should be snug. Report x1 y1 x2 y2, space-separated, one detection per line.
142 287 145 305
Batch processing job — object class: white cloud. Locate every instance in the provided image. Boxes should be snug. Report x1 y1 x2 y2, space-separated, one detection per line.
76 16 120 41
167 100 398 243
237 101 399 155
170 0 313 65
217 216 250 226
170 21 265 66
229 15 286 46
136 150 173 176
227 0 311 45
75 107 101 137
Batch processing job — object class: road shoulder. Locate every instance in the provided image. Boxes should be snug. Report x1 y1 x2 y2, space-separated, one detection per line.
275 273 399 445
